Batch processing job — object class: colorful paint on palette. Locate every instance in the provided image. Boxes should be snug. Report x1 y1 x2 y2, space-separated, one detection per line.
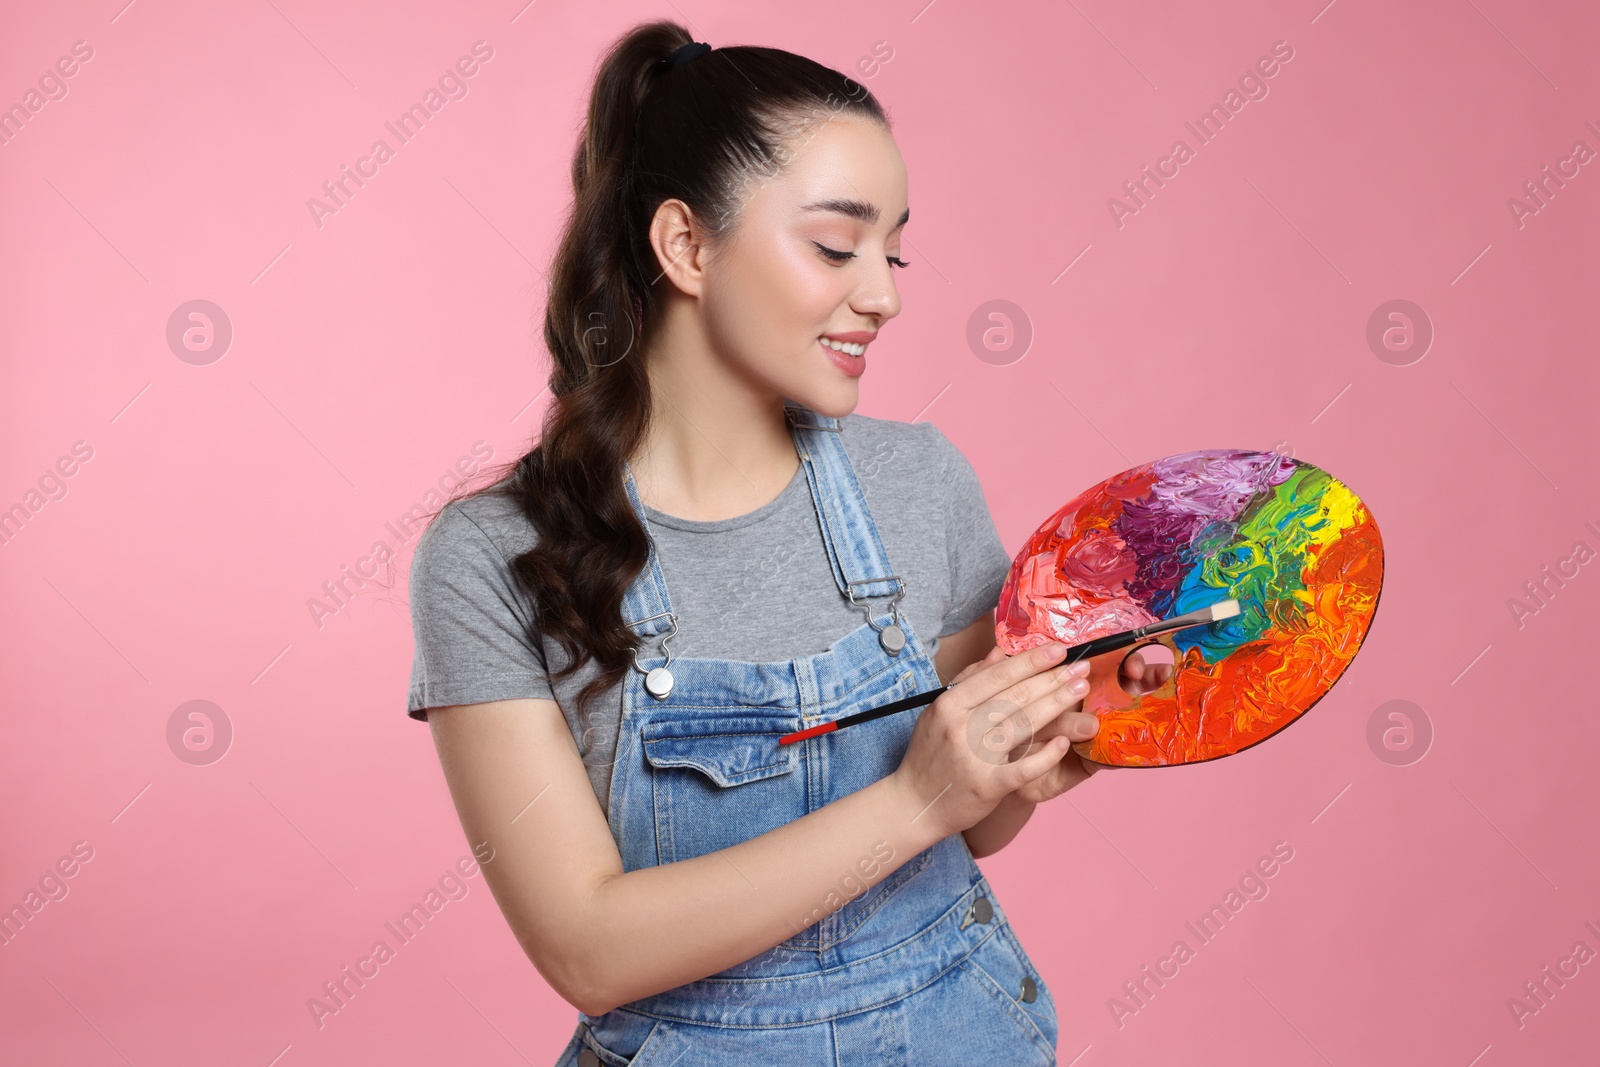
996 450 1383 767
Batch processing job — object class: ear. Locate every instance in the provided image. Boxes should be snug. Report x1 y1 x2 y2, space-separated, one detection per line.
647 198 711 298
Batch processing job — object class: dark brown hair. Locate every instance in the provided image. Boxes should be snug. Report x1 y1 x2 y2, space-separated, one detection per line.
447 21 889 728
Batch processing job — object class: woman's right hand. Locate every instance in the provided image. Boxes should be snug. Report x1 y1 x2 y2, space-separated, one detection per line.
890 640 1096 839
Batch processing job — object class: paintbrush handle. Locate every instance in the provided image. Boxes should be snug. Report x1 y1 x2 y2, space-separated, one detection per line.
840 629 1141 730
1063 629 1145 663
832 684 948 729
1064 605 1217 663
778 605 1228 746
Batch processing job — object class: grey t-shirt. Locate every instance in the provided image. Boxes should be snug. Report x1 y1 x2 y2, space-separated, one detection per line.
406 411 1012 812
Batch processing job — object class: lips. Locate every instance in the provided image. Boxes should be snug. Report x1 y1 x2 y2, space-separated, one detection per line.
819 337 867 377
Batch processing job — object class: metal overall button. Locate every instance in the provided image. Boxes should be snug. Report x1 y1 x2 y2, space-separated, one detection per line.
847 576 907 655
960 894 994 929
1020 975 1039 1003
626 611 678 699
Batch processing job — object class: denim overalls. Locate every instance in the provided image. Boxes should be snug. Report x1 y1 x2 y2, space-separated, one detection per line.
556 405 1059 1066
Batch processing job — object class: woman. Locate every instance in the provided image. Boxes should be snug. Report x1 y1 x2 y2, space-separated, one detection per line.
407 20 1164 1065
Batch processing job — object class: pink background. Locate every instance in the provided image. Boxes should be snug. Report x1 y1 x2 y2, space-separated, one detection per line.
3 1 1597 1063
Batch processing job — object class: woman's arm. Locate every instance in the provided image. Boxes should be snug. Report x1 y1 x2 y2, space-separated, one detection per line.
935 613 1039 859
426 696 950 1017
962 792 1039 860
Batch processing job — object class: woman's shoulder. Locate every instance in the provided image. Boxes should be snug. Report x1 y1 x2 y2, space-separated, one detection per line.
837 410 957 482
413 482 539 575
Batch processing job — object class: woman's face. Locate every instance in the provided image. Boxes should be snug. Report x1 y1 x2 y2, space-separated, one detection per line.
687 113 910 418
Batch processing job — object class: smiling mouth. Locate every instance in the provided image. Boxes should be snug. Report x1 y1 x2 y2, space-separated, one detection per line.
820 337 868 356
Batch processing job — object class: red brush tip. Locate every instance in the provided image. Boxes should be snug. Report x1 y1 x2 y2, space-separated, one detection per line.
778 722 838 746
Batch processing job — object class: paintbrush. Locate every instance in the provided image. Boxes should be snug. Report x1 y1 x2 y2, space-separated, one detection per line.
776 599 1241 746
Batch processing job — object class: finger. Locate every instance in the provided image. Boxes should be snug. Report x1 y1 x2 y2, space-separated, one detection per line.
950 640 1085 715
992 677 1090 752
1121 651 1146 684
1007 731 1055 760
1007 706 1094 758
1066 709 1099 741
1005 712 1064 760
1001 734 1078 792
1032 706 1098 745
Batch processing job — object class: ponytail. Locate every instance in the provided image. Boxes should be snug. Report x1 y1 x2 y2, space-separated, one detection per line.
450 20 888 730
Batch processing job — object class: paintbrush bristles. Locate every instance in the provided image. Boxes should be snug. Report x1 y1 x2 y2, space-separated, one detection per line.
1148 599 1240 634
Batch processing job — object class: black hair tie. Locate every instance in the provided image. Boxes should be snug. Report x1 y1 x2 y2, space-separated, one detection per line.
664 41 711 70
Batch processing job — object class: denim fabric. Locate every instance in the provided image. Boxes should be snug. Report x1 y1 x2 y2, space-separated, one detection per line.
555 405 1058 1065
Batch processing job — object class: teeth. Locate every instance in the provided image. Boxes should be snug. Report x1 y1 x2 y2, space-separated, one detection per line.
822 339 867 356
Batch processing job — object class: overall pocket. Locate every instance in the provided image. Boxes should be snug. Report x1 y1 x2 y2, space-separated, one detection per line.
640 708 808 866
566 1010 667 1066
962 922 1059 1058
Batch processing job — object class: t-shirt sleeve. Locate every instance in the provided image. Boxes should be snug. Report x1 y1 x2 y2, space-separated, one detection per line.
406 502 553 720
926 424 1013 637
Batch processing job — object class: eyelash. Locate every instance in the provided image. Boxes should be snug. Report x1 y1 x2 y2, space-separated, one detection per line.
814 242 911 269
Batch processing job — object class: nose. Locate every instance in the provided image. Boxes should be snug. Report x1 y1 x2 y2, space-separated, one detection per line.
850 257 902 322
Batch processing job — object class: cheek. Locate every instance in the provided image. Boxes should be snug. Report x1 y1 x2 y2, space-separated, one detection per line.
707 243 846 351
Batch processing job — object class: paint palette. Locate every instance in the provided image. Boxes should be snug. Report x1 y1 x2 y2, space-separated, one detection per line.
995 449 1383 767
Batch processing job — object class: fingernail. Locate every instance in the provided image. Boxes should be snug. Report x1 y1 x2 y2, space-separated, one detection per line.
1069 661 1091 678
1074 715 1098 738
1043 641 1068 655
1070 679 1090 696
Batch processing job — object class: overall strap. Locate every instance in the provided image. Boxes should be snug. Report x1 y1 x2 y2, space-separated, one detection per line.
619 464 676 639
783 404 904 605
617 404 904 640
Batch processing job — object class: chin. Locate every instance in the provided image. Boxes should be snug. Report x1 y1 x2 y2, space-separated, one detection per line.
783 382 858 420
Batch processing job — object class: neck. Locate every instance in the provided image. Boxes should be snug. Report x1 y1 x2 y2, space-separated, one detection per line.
627 318 799 524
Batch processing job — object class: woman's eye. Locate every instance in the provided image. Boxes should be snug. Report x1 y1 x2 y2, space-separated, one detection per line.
814 242 911 269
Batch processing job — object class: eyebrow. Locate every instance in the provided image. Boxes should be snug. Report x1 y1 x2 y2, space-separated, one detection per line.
800 198 910 229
